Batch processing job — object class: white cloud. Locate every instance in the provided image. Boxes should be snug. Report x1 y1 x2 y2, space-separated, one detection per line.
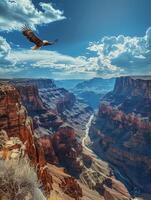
0 36 23 75
8 48 121 78
0 36 14 66
10 50 86 71
0 0 65 31
88 27 151 76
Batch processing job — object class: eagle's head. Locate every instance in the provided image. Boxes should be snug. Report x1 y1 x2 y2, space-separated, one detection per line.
43 40 50 46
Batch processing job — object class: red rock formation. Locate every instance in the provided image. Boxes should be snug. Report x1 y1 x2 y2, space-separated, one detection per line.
51 125 83 176
0 84 52 193
16 84 46 114
91 103 151 193
113 76 151 98
103 76 151 119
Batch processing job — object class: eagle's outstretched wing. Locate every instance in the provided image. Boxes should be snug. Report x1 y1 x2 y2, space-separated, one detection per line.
22 26 43 47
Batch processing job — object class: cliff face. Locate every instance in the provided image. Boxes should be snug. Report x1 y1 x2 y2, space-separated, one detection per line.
3 79 90 175
39 87 76 113
0 84 53 192
6 79 56 115
90 76 151 194
16 84 46 114
113 76 151 98
104 76 151 118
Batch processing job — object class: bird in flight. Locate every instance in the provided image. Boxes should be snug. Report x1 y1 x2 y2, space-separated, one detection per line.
22 26 58 50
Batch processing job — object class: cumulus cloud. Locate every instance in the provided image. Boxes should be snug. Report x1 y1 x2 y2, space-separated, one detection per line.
88 27 151 76
0 48 91 79
0 36 14 66
9 50 89 73
0 0 65 31
8 49 121 78
0 36 22 74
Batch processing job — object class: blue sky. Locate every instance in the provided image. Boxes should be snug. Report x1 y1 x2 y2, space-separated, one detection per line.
0 0 151 79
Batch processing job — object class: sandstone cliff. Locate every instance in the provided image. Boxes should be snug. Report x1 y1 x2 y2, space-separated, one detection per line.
90 76 151 195
0 84 53 192
104 76 151 118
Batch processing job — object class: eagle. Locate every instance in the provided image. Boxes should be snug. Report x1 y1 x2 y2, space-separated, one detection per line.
22 26 58 50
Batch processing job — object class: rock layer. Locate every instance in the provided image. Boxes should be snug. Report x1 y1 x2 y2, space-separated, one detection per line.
104 76 151 118
0 84 53 192
90 76 151 194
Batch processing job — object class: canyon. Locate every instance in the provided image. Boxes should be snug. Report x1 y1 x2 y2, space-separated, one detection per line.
0 78 132 200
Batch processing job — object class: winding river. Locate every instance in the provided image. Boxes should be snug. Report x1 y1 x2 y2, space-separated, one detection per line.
82 114 94 153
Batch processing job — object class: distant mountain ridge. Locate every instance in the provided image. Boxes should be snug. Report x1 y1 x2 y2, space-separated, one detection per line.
73 77 115 109
55 79 84 90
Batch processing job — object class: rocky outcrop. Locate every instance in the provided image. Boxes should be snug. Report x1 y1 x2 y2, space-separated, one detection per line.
15 84 46 115
104 76 151 118
0 84 53 192
38 124 83 176
52 125 83 176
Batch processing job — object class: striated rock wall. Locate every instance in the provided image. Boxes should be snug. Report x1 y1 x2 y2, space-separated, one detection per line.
39 87 76 113
113 76 151 98
90 103 151 193
0 84 53 192
16 84 46 114
104 76 151 118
